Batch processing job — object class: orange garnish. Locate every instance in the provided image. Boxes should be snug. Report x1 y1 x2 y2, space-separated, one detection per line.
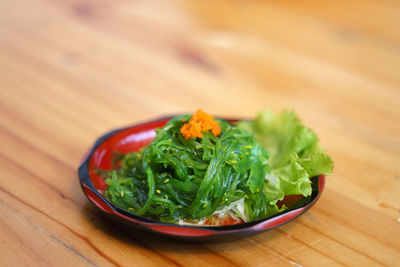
180 109 221 139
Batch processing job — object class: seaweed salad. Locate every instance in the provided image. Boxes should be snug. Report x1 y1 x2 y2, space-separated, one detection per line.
103 109 333 225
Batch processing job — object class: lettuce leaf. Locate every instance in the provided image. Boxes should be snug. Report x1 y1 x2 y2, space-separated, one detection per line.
239 110 333 205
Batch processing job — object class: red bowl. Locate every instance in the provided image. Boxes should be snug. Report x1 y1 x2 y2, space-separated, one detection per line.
78 116 325 241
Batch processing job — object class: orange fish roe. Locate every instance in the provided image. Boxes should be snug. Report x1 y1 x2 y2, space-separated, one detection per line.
180 109 221 139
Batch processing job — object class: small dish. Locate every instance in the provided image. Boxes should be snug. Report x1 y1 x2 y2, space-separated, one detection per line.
78 116 325 241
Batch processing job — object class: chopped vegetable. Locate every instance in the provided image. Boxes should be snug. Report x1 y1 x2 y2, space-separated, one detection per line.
103 110 333 225
239 110 334 203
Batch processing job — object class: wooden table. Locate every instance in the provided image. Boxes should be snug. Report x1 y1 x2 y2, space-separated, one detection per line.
1 0 399 266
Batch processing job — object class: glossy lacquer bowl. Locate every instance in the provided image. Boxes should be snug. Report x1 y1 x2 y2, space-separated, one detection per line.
78 116 325 241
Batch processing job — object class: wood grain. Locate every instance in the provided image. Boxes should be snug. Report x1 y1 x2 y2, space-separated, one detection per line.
0 0 399 266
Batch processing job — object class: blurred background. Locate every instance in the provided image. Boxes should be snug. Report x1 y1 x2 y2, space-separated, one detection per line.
1 0 398 209
1 0 399 265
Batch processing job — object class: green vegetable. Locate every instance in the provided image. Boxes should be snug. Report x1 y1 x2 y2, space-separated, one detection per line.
103 110 333 224
239 110 333 205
